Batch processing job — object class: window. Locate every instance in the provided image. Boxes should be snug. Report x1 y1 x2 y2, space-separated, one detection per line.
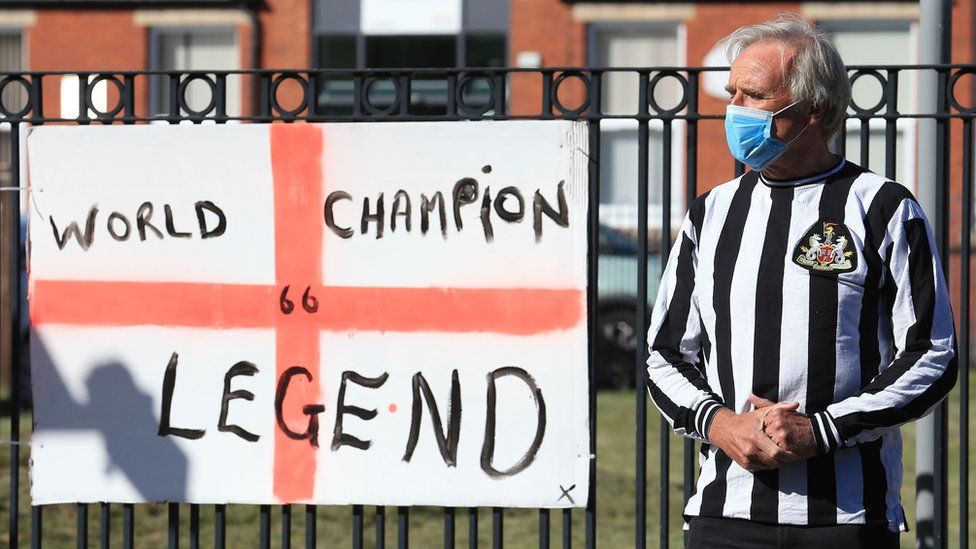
313 0 507 115
590 24 685 233
315 32 507 114
314 35 357 113
150 28 241 118
466 34 506 68
365 35 456 68
822 21 917 191
362 35 457 113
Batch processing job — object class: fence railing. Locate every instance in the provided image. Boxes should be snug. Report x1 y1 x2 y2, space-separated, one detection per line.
0 65 973 548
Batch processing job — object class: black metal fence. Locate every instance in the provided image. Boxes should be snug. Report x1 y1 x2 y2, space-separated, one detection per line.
0 65 973 548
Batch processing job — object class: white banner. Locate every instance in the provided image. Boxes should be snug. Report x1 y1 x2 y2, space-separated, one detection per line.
26 120 590 507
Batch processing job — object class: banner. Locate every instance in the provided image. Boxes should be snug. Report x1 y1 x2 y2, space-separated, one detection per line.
26 120 590 507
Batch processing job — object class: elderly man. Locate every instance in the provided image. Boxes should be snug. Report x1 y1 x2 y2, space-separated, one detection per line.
645 14 957 549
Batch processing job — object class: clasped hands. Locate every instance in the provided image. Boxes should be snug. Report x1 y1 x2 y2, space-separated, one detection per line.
706 395 818 472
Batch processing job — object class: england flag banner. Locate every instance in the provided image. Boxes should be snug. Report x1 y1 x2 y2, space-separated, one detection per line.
26 121 590 507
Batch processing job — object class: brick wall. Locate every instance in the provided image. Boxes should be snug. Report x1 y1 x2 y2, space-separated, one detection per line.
29 10 149 117
509 0 586 115
259 0 312 114
946 0 973 324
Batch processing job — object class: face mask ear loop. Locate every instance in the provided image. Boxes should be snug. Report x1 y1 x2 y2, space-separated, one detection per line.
773 100 801 117
772 100 809 146
784 122 809 146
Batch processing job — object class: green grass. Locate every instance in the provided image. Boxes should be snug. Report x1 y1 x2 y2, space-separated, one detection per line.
2 387 973 547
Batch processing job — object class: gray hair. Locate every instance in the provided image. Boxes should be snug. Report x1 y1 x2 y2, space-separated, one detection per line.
722 13 851 140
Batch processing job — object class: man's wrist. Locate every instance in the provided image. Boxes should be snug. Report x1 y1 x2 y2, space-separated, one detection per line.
703 404 730 444
806 411 842 455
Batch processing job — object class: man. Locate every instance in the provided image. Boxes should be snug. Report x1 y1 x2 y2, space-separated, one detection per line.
645 14 957 549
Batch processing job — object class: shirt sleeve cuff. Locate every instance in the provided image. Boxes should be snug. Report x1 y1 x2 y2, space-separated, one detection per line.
695 399 724 442
807 411 843 455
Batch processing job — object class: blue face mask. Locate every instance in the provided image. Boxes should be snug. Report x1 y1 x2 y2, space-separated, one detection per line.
724 102 808 171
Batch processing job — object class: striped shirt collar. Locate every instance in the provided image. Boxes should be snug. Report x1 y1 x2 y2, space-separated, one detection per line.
759 157 847 187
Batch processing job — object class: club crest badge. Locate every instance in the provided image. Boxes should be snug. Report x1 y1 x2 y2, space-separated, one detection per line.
792 219 858 274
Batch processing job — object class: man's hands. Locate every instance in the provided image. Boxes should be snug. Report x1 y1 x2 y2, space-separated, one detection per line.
750 395 818 460
706 395 818 472
706 402 797 471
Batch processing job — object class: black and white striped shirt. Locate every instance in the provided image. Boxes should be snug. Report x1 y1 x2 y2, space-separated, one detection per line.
645 158 957 530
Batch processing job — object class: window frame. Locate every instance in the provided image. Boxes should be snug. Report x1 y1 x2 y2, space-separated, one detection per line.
309 0 508 116
0 28 25 124
147 25 240 117
586 20 687 232
310 0 508 71
311 29 507 70
311 32 506 115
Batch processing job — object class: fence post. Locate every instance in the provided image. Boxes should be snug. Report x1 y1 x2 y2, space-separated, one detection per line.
916 1 952 548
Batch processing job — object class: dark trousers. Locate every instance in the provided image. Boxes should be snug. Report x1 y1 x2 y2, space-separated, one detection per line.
687 516 900 549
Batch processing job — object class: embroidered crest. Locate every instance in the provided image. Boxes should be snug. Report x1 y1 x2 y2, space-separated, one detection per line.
792 219 858 274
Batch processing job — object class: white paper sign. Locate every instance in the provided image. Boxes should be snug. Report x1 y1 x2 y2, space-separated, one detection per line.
27 120 590 507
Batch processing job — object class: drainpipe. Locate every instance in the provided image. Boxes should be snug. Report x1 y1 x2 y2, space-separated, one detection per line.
916 0 951 547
